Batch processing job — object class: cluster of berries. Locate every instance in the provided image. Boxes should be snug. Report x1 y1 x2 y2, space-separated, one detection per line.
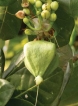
15 0 59 38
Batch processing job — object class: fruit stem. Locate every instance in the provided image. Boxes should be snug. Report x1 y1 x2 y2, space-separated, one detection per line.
26 15 42 31
35 75 43 85
27 23 41 31
69 25 77 56
69 25 77 46
35 85 39 106
44 22 54 31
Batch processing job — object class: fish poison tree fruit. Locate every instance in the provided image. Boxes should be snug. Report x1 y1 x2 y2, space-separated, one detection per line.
23 41 56 85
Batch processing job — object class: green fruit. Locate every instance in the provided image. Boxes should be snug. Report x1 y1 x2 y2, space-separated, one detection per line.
50 13 57 21
23 40 56 85
47 3 51 11
0 39 5 49
35 0 42 8
25 29 33 35
41 10 50 19
23 17 29 24
28 0 35 4
23 8 30 15
42 3 51 11
42 4 47 10
51 1 59 11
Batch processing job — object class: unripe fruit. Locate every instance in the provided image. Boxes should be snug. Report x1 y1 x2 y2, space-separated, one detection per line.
42 3 51 11
51 1 59 11
23 17 29 24
47 3 51 11
25 29 33 35
21 2 29 7
41 10 50 19
35 0 42 8
50 13 57 21
23 8 30 15
28 0 35 4
23 41 56 85
42 4 47 10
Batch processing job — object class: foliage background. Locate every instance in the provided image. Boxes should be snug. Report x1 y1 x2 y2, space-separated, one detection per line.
0 0 78 106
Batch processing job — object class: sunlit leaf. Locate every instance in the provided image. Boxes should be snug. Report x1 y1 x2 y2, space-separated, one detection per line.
53 6 74 46
2 51 24 78
0 79 15 106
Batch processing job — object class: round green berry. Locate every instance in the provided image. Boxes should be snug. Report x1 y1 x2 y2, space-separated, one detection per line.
23 8 30 15
28 0 35 4
51 1 59 11
47 3 51 11
50 13 57 21
42 4 47 10
23 17 29 24
35 0 42 8
42 3 51 11
25 29 33 35
41 10 50 19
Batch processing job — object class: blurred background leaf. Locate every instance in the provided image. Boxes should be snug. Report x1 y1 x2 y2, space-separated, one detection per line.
57 0 78 18
0 0 22 40
0 79 15 106
59 65 78 106
53 6 74 47
0 0 16 6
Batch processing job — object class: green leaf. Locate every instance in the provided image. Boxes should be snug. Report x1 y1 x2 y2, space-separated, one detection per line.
50 61 72 106
57 0 78 18
6 98 34 106
43 53 59 78
3 52 64 106
57 44 72 70
6 67 35 90
0 0 22 40
0 49 5 78
0 79 15 106
0 0 16 6
12 69 64 106
2 51 24 78
53 6 74 46
58 65 78 106
38 69 63 105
